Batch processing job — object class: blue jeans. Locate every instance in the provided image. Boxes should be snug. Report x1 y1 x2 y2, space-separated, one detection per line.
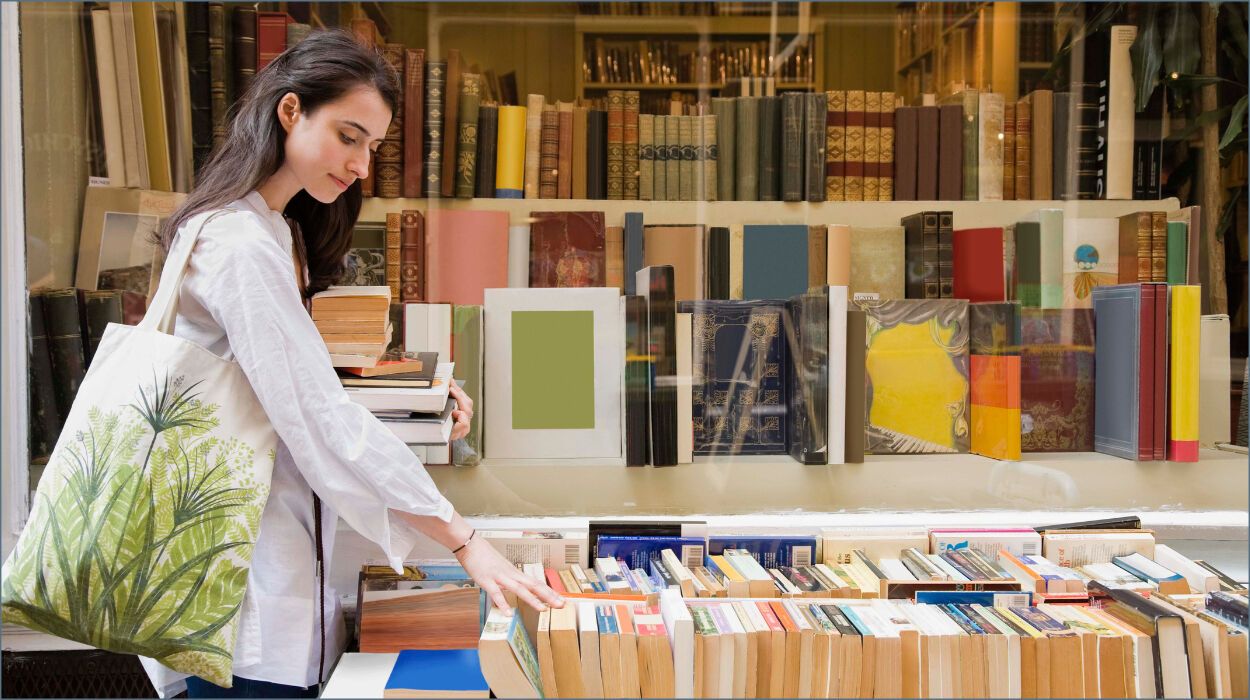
184 676 318 698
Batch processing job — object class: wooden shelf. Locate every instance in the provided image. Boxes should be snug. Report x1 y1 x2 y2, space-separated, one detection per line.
361 197 1182 230
574 14 820 37
582 82 816 91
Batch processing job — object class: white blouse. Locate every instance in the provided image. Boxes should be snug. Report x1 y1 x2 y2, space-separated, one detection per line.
140 191 454 696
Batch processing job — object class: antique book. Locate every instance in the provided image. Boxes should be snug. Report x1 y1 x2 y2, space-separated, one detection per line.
1092 283 1154 460
894 106 918 201
483 287 624 460
806 92 828 202
710 97 736 201
843 90 866 201
528 211 606 288
915 105 939 201
825 89 847 201
678 115 696 201
79 289 124 367
1003 101 1016 200
624 294 650 466
1062 217 1119 308
556 103 573 200
1166 221 1188 284
1029 89 1054 200
948 89 980 200
953 227 1006 302
454 74 482 198
495 105 525 198
400 210 425 303
475 104 498 198
705 226 731 300
807 225 828 291
586 109 607 200
780 93 805 202
424 60 446 197
1117 211 1154 283
1168 286 1200 462
1015 96 1032 200
538 108 559 199
623 90 640 200
643 225 704 303
207 3 227 148
604 225 624 290
862 91 881 201
665 115 680 201
1168 205 1202 284
844 309 867 462
858 299 969 454
900 212 939 299
41 289 88 422
624 212 644 295
848 226 906 301
787 290 830 464
970 302 1022 461
183 4 211 177
606 90 625 199
111 3 149 188
452 305 484 462
1052 91 1074 200
523 93 544 199
425 210 509 305
640 268 678 466
385 213 402 300
231 4 257 113
1020 308 1095 452
133 3 174 192
639 113 655 201
27 293 59 462
652 115 668 201
402 48 426 198
681 300 789 455
878 91 895 201
735 97 761 200
938 104 963 201
440 49 462 197
742 225 810 300
375 44 405 198
757 96 781 201
1073 32 1107 199
1149 211 1168 282
977 92 1004 200
938 211 954 298
701 114 718 202
572 105 588 200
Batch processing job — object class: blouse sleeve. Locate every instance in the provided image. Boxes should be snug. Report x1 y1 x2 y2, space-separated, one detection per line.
181 211 454 572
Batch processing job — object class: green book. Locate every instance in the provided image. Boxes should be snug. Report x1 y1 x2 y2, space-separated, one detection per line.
455 74 482 198
1166 221 1188 285
1014 221 1042 308
451 305 484 463
735 96 760 201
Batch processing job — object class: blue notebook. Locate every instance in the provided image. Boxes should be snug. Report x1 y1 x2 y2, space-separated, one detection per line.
384 649 489 698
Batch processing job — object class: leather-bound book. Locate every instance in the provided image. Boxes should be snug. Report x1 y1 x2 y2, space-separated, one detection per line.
916 106 939 201
528 211 607 288
938 211 954 298
524 94 544 199
623 91 640 199
1117 211 1153 283
231 5 257 96
1052 91 1074 200
78 289 123 367
538 108 559 199
757 96 781 201
424 61 446 197
805 92 827 202
978 92 1004 201
185 3 212 174
556 103 573 199
385 213 401 300
843 90 866 201
440 49 461 197
376 44 406 198
1020 308 1095 452
586 109 607 200
207 2 227 147
606 90 625 199
256 11 288 71
41 289 87 423
402 48 426 198
1149 211 1168 282
825 90 846 201
705 227 731 300
780 92 805 202
735 97 760 200
878 91 895 201
454 73 482 199
475 105 498 198
862 91 881 201
1029 89 1053 200
894 107 918 201
1003 101 1016 200
572 105 588 200
664 115 680 201
27 293 60 462
1015 96 1032 200
938 104 963 201
400 210 425 303
710 98 735 201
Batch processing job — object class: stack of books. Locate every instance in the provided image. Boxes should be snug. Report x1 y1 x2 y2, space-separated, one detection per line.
340 354 457 446
311 285 393 367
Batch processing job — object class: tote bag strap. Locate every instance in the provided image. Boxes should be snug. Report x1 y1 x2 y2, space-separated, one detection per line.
139 209 236 335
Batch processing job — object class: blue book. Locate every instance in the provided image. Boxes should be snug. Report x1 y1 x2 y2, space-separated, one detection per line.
742 224 811 299
914 591 1034 607
707 536 817 569
384 649 489 698
678 299 789 455
1092 283 1146 460
594 535 705 572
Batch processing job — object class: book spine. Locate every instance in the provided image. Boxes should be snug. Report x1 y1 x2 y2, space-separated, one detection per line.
80 290 122 368
1150 211 1168 282
441 50 461 197
711 98 735 202
455 73 481 198
960 91 979 200
1003 101 1016 200
402 48 426 198
494 105 525 198
524 94 544 198
1015 97 1032 200
735 97 760 201
1031 90 1053 200
475 105 498 198
385 213 401 300
706 227 731 299
938 212 954 298
938 104 963 201
1106 26 1138 200
780 93 804 202
1166 222 1188 284
917 106 939 200
623 90 640 200
424 61 446 197
586 109 607 200
184 4 212 177
539 108 559 199
255 12 287 72
572 106 588 200
624 211 644 295
923 212 941 299
977 92 1004 201
605 225 624 289
1138 284 1156 461
231 6 256 99
826 90 846 201
645 266 678 466
653 115 668 201
27 294 59 462
702 114 718 202
207 2 228 148
376 44 405 198
902 214 925 300
862 91 881 202
895 106 918 201
1053 91 1073 199
1136 213 1152 282
665 115 680 201
625 294 650 466
757 96 780 201
1169 286 1200 461
639 114 655 201
678 115 695 201
804 93 827 202
42 289 87 422
844 90 865 201
607 90 625 199
556 105 573 199
878 91 895 202
400 211 425 303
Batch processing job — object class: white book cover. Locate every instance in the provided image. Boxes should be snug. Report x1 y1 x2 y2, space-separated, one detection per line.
90 8 127 187
929 529 1042 558
879 558 916 581
1041 531 1155 568
659 589 695 699
1200 314 1232 446
1106 25 1138 200
828 286 848 464
508 224 530 288
977 91 1004 201
342 362 453 413
576 602 605 698
676 312 693 464
481 530 587 569
403 303 452 359
1063 217 1120 308
821 526 929 564
484 288 624 460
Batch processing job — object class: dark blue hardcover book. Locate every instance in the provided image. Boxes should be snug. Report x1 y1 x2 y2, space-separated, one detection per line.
742 224 810 300
707 536 817 569
914 590 1034 607
679 299 789 455
594 535 705 572
385 649 489 697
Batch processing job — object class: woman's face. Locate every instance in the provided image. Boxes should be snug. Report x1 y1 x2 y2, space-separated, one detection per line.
282 85 392 204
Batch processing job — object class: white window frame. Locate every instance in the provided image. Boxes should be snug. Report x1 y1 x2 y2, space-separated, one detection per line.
2 1 28 561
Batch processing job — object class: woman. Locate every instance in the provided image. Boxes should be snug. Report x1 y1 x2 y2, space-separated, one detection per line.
143 30 563 698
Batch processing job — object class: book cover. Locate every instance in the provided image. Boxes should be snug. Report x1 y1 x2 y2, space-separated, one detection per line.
1003 101 1016 200
586 109 607 200
844 90 865 201
399 210 425 303
653 115 668 201
1117 211 1153 283
665 114 681 201
1020 308 1095 452
705 226 731 300
1030 89 1053 200
1092 284 1150 460
708 537 817 569
970 302 1022 461
606 90 624 199
858 299 970 454
710 98 736 202
384 649 488 698
623 90 640 200
937 104 962 201
757 96 781 201
877 91 895 202
453 74 481 198
643 225 704 303
528 211 606 288
1015 96 1031 200
938 211 954 298
825 89 846 201
538 108 559 199
523 94 544 199
701 114 718 202
894 106 918 201
735 96 761 200
780 93 804 202
863 91 881 202
494 105 526 198
402 48 426 198
452 305 484 462
625 294 650 466
605 225 624 289
844 309 867 463
572 105 588 200
678 115 696 201
375 44 405 198
639 113 655 201
624 212 644 295
848 226 906 301
1150 211 1168 282
1166 222 1188 284
41 289 88 422
425 210 509 305
952 228 1006 302
827 285 849 464
475 105 498 198
385 213 401 300
424 60 446 197
914 105 939 202
977 92 1004 201
742 225 810 300
682 300 789 455
1052 91 1073 200
1062 217 1119 308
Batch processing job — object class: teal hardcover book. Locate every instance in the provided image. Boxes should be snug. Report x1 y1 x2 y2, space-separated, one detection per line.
742 224 810 300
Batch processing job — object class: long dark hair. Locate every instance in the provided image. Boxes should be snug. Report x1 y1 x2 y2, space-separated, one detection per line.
157 29 398 296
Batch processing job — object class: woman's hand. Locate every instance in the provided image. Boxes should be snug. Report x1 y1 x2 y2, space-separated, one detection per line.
448 382 473 441
455 533 565 614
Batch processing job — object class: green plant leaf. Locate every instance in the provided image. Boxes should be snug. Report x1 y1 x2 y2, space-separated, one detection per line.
1132 4 1164 112
1163 3 1202 79
1226 2 1249 60
1167 105 1232 142
1219 95 1248 150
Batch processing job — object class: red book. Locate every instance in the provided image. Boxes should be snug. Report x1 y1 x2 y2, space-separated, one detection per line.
1137 283 1156 461
528 211 606 288
952 227 1006 302
1153 283 1168 460
545 568 567 594
424 210 509 306
256 12 290 71
400 210 425 303
402 49 426 198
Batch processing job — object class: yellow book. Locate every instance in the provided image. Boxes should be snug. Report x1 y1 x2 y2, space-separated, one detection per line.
1169 285 1201 461
495 105 527 198
709 554 750 599
130 2 173 192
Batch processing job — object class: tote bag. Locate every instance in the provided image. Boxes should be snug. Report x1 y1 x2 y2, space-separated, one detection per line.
2 210 277 687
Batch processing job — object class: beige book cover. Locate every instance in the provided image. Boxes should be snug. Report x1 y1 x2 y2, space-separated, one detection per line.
131 2 173 192
848 226 905 301
643 225 705 302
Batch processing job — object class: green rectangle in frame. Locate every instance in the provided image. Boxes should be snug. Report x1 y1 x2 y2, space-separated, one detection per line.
511 310 596 429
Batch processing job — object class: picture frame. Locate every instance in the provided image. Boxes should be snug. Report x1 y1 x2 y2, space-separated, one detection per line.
75 186 185 296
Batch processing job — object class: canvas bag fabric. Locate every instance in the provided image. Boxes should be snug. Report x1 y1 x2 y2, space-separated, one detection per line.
2 209 277 688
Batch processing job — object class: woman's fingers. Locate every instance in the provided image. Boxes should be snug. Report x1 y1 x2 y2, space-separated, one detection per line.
448 383 473 417
450 410 470 440
481 579 511 615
